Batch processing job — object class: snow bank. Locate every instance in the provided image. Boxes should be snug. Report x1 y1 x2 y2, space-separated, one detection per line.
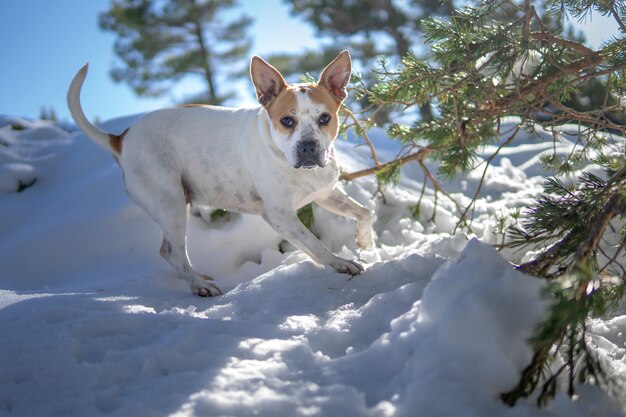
0 116 72 193
0 238 550 417
0 116 624 416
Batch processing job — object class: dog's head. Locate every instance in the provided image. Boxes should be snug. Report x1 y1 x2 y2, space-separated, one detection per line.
250 51 351 169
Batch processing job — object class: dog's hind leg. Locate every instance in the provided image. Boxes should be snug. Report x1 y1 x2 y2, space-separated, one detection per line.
147 186 222 297
157 216 222 296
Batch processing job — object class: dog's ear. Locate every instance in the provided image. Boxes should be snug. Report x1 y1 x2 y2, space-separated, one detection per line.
319 50 352 101
250 56 287 107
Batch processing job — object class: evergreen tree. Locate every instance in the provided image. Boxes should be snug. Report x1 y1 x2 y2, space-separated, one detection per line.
39 106 57 122
275 0 455 122
100 0 252 105
344 0 626 406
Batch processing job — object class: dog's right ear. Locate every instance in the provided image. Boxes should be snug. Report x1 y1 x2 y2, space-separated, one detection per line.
250 56 287 107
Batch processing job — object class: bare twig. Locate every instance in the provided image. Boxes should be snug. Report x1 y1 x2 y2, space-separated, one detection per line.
454 125 520 233
342 107 382 166
598 241 626 276
418 159 465 217
522 0 532 44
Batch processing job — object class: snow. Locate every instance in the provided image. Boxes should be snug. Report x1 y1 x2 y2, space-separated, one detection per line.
0 113 625 416
476 50 543 87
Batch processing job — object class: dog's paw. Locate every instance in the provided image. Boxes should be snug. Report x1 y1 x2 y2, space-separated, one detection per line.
191 279 223 297
329 257 364 276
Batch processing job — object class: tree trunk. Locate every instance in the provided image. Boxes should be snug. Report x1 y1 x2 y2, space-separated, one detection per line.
188 0 218 104
420 103 434 123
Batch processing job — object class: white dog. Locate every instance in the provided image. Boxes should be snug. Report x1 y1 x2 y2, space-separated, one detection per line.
67 50 374 296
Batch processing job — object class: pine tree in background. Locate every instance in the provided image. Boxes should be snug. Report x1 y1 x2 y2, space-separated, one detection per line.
39 106 57 122
343 0 626 406
273 0 455 123
100 0 252 105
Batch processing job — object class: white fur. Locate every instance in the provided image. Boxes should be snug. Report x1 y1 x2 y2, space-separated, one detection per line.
67 52 374 297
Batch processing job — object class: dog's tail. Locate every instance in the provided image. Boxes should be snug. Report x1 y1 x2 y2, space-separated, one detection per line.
67 64 124 156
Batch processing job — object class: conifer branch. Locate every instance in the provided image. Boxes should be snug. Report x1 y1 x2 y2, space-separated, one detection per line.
529 31 595 56
339 148 432 181
576 193 621 261
609 3 626 32
338 1 626 404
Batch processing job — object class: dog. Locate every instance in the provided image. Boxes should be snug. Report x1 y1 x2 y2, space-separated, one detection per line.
67 50 374 296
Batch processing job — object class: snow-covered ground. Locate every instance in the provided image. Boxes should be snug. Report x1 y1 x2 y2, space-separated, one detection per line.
0 113 624 417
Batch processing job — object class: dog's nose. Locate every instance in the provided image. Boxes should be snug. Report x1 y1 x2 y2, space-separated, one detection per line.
296 140 319 155
295 140 324 169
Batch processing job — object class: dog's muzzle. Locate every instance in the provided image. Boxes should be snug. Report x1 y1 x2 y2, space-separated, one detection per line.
294 140 326 169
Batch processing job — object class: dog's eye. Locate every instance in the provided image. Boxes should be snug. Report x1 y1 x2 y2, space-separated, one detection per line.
281 117 295 128
318 113 331 126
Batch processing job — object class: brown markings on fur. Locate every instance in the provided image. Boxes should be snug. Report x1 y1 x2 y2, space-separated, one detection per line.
234 191 246 204
267 88 298 134
108 128 128 155
307 86 342 138
266 84 344 137
159 237 172 258
250 190 262 202
181 176 195 205
257 80 284 107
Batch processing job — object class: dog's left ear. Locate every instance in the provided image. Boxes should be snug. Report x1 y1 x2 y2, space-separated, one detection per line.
319 50 352 101
250 56 288 107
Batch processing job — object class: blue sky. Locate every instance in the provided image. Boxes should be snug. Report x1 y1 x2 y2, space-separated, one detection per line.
0 0 318 122
0 1 620 122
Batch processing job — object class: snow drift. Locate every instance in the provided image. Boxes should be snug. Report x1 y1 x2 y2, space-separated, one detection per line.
0 114 624 416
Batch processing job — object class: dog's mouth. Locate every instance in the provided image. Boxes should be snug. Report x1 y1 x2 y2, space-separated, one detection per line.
293 144 334 169
295 160 323 169
294 153 328 169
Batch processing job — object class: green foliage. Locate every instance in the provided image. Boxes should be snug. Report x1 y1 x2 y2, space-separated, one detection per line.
375 161 402 187
503 259 624 405
209 208 229 222
100 0 252 104
411 203 421 220
297 203 315 231
9 123 25 131
39 106 57 122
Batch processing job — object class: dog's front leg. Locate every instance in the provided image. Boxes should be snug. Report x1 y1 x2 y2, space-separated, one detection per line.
262 208 364 275
315 188 375 249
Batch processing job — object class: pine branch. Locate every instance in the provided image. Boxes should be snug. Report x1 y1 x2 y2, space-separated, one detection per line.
608 2 626 32
576 193 621 261
338 0 626 407
338 148 432 181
